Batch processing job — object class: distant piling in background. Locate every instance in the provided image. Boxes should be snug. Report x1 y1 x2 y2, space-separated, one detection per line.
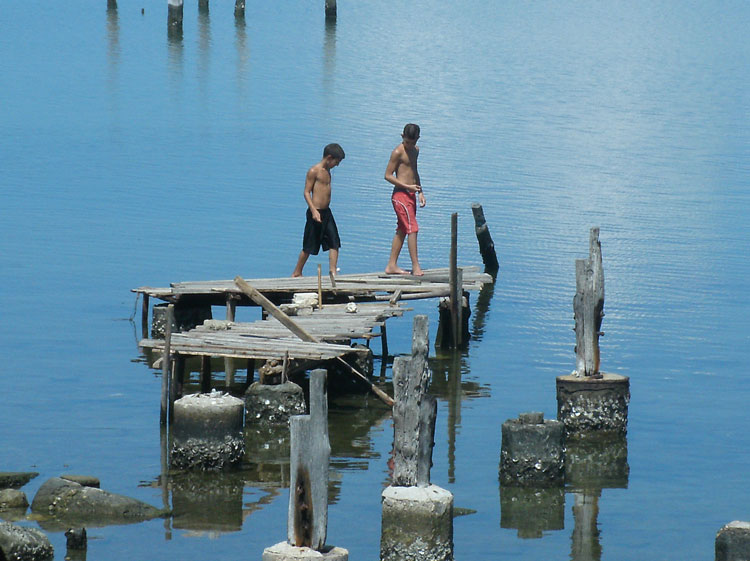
557 228 629 439
471 203 499 275
167 0 183 37
198 0 209 13
325 0 337 19
234 0 245 20
381 316 454 561
263 369 349 561
107 0 117 10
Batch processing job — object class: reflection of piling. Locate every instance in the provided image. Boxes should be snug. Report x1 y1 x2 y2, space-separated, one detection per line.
716 521 750 561
564 434 629 490
470 203 499 275
500 412 564 487
499 486 564 539
171 392 245 470
263 369 349 560
171 471 244 533
571 491 601 561
381 316 454 561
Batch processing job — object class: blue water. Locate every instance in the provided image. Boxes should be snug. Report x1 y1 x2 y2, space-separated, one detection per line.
2 1 749 559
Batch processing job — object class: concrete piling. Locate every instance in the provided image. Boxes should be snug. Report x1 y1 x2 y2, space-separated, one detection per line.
151 302 212 338
556 373 630 438
244 381 306 424
716 521 750 561
167 0 183 36
499 412 564 487
170 391 245 470
325 0 337 19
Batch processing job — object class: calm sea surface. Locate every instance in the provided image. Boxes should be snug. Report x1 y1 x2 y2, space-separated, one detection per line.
1 1 749 559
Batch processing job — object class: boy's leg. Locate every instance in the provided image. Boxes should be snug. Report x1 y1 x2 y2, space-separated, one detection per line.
407 232 423 276
329 248 339 276
385 231 408 274
292 250 310 277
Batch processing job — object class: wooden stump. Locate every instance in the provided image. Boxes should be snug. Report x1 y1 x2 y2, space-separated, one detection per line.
471 203 499 274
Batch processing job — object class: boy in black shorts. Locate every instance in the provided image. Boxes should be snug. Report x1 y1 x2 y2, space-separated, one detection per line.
292 143 345 277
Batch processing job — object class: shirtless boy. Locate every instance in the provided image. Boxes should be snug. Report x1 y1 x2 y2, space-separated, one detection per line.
292 143 345 277
385 123 426 276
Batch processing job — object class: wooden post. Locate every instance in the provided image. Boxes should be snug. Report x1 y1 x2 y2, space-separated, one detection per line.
573 228 605 376
288 369 330 550
226 295 236 322
471 203 499 274
392 315 432 486
317 264 323 310
245 358 255 389
167 0 183 35
198 0 208 13
380 322 389 361
107 0 117 9
448 213 463 348
325 0 336 19
416 395 437 487
141 293 150 339
201 355 211 393
160 304 174 425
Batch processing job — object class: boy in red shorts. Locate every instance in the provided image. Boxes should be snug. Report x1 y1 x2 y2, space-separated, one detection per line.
384 124 426 276
292 143 345 277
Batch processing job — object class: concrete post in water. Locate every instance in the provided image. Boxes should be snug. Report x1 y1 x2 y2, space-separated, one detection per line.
245 381 306 424
167 0 183 37
557 227 629 438
198 0 209 13
499 412 564 487
263 369 349 561
716 521 750 561
170 391 245 470
381 315 454 561
470 203 499 275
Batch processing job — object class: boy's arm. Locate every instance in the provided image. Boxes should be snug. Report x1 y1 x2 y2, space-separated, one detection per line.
385 148 420 193
304 168 321 222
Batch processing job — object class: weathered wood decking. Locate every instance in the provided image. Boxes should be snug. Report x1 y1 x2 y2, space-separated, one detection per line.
140 301 406 363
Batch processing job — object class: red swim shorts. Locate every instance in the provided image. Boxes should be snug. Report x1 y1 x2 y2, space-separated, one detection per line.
391 190 419 234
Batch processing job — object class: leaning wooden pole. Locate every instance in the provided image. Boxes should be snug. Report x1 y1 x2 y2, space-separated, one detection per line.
234 276 394 406
471 202 499 274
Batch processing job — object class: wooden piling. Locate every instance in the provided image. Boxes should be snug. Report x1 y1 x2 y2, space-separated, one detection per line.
287 369 330 550
160 304 174 425
471 203 499 274
448 213 463 348
392 315 431 486
141 293 149 339
200 355 211 393
226 295 237 322
574 227 605 376
198 0 208 13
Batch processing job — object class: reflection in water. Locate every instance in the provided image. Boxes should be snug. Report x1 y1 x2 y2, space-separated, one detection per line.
171 471 244 534
106 0 119 118
499 485 565 539
470 280 496 342
429 351 488 483
235 14 249 96
322 18 336 95
565 436 629 561
197 5 211 102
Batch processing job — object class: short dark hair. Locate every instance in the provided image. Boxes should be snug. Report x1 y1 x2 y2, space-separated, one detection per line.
403 123 420 140
324 143 345 161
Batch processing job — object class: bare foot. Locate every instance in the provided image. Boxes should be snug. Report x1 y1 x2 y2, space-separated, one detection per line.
292 272 302 278
385 266 409 275
411 268 424 277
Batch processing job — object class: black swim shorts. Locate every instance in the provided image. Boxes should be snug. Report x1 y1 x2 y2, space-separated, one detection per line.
302 207 341 255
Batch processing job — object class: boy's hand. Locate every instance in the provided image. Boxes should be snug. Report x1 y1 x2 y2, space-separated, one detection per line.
311 209 322 222
418 192 426 207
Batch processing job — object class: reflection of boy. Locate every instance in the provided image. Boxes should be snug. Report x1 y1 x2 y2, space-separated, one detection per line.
385 124 426 276
292 143 345 277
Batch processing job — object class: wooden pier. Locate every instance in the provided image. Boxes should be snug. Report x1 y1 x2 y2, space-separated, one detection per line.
133 266 493 408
